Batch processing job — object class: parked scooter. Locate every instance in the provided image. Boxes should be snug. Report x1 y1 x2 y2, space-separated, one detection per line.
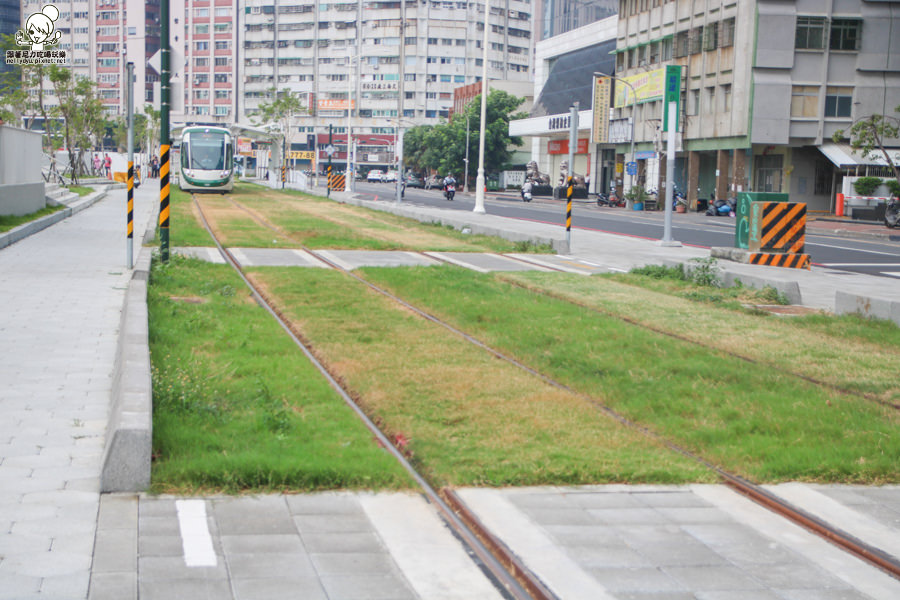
886 196 900 229
444 183 455 201
706 196 736 217
597 185 624 207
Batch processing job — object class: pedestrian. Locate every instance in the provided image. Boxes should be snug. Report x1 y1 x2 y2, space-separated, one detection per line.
150 155 159 178
93 153 101 176
103 153 111 177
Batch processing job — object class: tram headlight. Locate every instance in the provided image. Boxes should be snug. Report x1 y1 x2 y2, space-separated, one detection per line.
184 169 193 177
219 170 230 178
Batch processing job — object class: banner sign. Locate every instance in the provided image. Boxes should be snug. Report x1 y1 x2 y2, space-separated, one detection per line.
236 137 253 156
663 64 682 132
289 151 316 160
591 76 611 144
317 99 355 110
613 68 665 108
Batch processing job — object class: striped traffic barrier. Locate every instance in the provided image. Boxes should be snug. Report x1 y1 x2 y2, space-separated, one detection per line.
565 176 573 247
127 161 133 267
329 172 346 192
749 252 811 270
758 201 806 254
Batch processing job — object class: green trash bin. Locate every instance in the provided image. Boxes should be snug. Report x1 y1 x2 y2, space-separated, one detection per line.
735 192 788 249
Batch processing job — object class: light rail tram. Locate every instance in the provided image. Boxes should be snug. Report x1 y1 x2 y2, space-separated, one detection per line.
178 126 234 192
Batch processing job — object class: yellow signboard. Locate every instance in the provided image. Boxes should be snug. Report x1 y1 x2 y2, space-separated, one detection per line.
289 151 316 160
591 76 611 144
613 68 665 108
317 99 355 111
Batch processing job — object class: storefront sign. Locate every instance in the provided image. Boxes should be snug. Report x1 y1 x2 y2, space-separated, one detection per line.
318 99 355 110
548 138 589 155
548 115 571 131
361 81 398 91
236 137 253 156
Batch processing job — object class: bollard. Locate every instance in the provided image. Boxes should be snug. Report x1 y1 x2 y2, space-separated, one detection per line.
836 193 844 217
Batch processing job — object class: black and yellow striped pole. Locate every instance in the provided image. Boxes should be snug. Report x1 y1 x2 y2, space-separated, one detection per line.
125 61 134 269
159 0 170 262
566 175 573 248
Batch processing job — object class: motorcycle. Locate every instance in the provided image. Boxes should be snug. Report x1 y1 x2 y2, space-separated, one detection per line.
706 197 736 217
885 197 900 229
444 183 455 201
521 188 532 202
597 191 624 207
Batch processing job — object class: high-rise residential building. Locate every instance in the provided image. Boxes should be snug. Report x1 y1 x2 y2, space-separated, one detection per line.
237 0 533 141
16 0 159 117
177 0 238 123
536 0 615 41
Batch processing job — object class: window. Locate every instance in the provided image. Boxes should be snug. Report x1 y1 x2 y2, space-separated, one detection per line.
194 57 209 66
194 8 209 17
721 84 732 112
674 31 689 58
689 26 703 54
830 19 861 51
796 17 826 50
703 22 718 51
814 160 831 195
214 74 229 83
755 154 783 192
649 41 659 64
195 24 208 34
661 37 673 61
825 86 852 117
214 7 230 16
214 41 229 50
790 85 818 117
215 57 230 66
688 89 699 116
440 74 451 82
195 41 209 51
720 17 735 47
705 86 715 113
215 106 229 116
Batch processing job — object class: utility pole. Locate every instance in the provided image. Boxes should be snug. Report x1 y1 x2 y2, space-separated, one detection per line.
473 0 490 214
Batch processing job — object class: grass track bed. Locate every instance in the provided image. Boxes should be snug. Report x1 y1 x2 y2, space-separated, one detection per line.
358 266 900 484
148 256 412 493
250 267 710 487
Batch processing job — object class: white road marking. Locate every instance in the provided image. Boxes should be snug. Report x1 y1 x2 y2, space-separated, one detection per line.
229 248 251 266
819 263 900 267
175 499 217 567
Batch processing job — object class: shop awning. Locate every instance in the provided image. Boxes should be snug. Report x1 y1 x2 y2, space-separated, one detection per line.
818 142 900 168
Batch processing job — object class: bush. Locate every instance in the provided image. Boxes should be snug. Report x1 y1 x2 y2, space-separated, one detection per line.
885 179 900 197
853 176 883 196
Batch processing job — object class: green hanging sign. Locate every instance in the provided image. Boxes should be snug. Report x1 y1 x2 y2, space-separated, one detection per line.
663 65 681 132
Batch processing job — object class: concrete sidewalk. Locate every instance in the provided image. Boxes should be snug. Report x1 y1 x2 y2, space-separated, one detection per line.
0 184 156 599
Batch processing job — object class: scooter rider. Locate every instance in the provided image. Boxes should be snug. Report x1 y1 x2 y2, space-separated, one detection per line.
442 174 457 200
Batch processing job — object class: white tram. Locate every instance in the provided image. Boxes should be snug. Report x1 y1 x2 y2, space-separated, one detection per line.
178 126 234 192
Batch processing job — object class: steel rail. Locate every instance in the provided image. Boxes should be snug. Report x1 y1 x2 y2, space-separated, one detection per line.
203 194 900 582
190 195 552 600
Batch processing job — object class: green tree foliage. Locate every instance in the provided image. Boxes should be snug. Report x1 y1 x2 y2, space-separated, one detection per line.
0 33 50 135
254 88 307 163
832 105 900 186
46 65 106 182
403 89 527 184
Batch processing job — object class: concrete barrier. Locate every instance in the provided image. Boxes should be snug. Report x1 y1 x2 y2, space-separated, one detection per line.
100 245 153 492
835 291 900 327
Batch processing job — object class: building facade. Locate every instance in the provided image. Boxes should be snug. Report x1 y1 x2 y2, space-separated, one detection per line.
613 0 900 211
536 0 615 41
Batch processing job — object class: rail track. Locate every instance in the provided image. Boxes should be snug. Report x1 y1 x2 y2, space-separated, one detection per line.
191 193 900 592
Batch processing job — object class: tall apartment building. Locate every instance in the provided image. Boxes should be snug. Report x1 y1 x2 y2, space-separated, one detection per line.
17 0 159 117
0 0 19 77
613 0 900 210
238 0 534 142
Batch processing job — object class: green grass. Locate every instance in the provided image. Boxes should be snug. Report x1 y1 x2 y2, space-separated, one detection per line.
359 266 900 484
68 185 93 197
0 205 66 233
147 255 412 493
251 266 711 487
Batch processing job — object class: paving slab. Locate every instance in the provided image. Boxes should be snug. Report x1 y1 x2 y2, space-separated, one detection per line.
456 485 900 600
312 249 441 270
425 251 552 272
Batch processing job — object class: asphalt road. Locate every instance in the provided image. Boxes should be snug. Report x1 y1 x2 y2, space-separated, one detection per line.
354 181 900 279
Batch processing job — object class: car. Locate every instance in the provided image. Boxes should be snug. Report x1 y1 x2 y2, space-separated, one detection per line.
405 174 424 188
383 170 398 183
367 169 383 183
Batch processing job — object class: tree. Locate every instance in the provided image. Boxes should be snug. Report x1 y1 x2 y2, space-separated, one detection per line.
46 65 106 182
0 33 50 137
402 89 527 183
832 105 900 187
254 88 307 164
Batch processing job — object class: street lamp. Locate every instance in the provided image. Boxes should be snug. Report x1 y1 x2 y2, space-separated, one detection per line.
464 112 470 193
344 52 358 191
389 117 415 204
473 0 490 214
595 71 636 201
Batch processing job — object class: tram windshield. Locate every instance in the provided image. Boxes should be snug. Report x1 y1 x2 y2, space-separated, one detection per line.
182 130 231 171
